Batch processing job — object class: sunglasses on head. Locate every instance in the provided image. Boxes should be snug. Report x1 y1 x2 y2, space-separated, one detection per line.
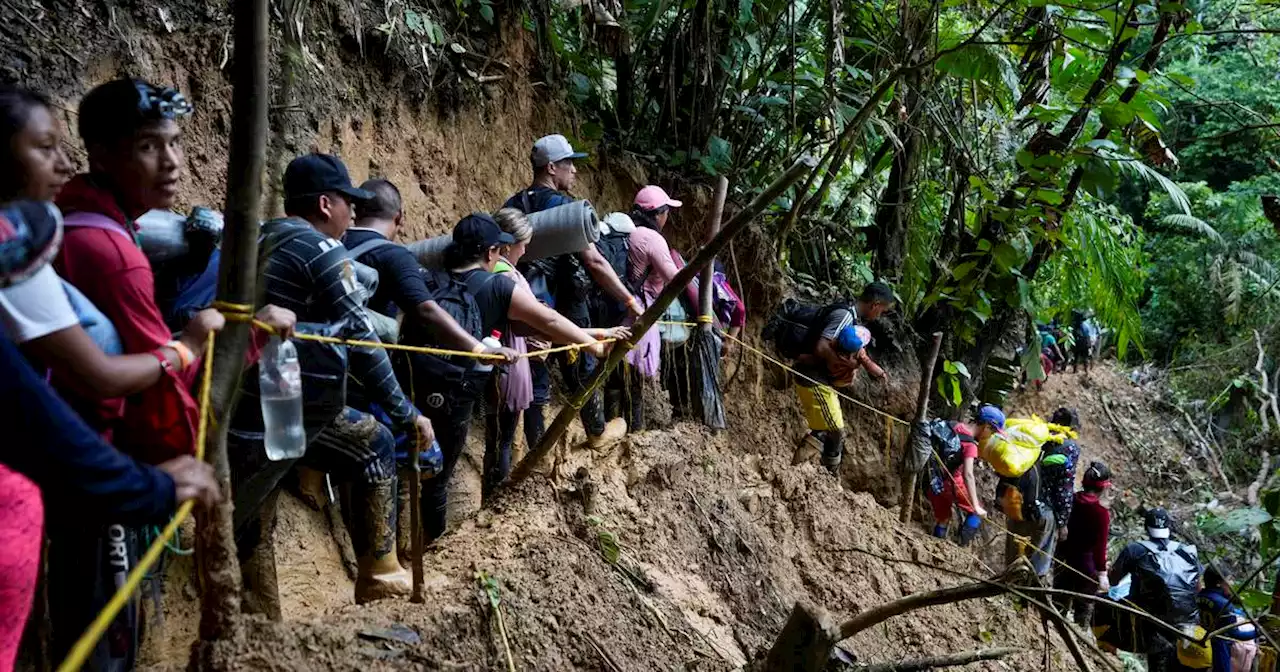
133 81 193 121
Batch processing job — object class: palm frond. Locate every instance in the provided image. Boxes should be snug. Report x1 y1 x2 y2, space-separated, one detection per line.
1234 250 1278 282
1160 214 1224 245
1113 158 1192 215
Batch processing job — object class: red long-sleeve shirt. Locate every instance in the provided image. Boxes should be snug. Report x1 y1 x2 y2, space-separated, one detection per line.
1057 491 1110 578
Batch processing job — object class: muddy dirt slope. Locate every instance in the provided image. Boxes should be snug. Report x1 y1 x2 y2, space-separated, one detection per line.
137 359 1206 671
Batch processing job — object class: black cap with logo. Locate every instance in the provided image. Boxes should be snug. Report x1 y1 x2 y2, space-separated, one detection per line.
283 153 375 202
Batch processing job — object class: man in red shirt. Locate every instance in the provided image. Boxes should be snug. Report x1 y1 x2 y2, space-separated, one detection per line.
49 78 293 669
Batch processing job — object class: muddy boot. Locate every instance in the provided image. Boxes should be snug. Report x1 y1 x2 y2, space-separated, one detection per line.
587 417 628 451
241 489 283 620
353 478 412 605
791 433 822 466
294 465 327 511
820 431 844 475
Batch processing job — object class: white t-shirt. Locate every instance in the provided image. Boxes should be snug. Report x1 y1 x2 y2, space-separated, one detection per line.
0 265 78 344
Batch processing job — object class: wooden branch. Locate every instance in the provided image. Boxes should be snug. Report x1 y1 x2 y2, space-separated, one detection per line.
1248 452 1271 507
1179 406 1232 491
900 332 944 523
839 580 1004 640
195 0 270 647
699 176 729 329
504 156 818 489
763 601 841 672
1254 330 1280 432
854 647 1021 671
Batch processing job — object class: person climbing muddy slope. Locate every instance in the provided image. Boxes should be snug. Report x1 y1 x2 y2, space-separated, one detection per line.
236 153 434 606
780 282 893 473
920 412 993 545
395 213 616 542
1053 460 1113 627
504 134 638 449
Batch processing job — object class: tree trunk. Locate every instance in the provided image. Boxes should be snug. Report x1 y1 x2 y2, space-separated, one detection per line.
193 0 270 653
760 602 840 672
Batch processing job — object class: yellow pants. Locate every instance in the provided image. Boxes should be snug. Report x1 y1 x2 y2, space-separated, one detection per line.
795 384 844 431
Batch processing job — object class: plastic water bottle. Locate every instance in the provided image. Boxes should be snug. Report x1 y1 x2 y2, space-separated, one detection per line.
474 330 502 373
259 336 306 460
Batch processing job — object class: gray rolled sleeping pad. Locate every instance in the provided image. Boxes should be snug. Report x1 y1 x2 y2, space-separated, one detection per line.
406 199 601 269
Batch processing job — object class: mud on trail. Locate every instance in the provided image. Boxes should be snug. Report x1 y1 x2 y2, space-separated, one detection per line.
136 360 1189 671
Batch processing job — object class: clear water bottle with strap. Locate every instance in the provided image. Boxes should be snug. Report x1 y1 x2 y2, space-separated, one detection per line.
259 336 306 460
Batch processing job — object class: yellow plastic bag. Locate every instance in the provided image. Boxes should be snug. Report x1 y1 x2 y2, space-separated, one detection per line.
1176 626 1213 669
981 435 1041 477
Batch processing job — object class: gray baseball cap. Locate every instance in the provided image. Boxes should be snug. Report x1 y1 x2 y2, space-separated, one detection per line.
531 134 588 167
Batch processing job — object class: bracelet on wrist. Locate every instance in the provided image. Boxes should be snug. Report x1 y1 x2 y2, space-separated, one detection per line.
166 340 194 370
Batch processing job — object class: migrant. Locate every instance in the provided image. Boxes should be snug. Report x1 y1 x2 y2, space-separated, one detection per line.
393 213 613 541
0 202 219 672
233 153 432 605
504 134 637 448
41 78 291 668
1053 460 1113 627
764 282 893 474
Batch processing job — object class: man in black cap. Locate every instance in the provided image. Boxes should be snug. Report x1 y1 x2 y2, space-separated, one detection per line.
232 153 433 606
1108 507 1204 672
504 134 637 448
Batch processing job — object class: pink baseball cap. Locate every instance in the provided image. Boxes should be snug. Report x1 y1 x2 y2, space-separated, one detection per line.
634 185 682 211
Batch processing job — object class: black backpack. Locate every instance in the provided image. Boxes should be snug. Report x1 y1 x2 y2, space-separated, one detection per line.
929 420 974 472
1132 540 1202 623
399 269 486 379
762 298 853 360
589 230 636 326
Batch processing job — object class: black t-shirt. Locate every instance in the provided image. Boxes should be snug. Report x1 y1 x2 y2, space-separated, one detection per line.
342 227 435 318
456 268 516 337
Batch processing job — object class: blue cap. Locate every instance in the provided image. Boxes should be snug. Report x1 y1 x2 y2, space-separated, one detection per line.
836 324 870 353
977 405 1006 431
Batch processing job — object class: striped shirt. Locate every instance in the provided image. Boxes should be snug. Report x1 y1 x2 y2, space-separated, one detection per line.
260 218 419 431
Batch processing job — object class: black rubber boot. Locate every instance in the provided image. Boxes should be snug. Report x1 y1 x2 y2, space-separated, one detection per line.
820 430 844 475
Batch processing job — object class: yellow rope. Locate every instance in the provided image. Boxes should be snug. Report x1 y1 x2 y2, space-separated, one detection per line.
213 300 612 361
57 311 1183 667
57 336 216 672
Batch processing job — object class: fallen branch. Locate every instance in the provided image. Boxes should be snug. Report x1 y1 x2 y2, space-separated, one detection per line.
1178 406 1232 491
1255 330 1280 433
838 579 1007 640
854 647 1022 671
1248 451 1271 507
1099 394 1153 482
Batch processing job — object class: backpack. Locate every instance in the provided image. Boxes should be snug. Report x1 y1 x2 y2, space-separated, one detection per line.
997 461 1047 523
922 420 975 496
400 268 493 385
1133 540 1202 624
930 420 974 472
762 298 853 360
589 230 635 327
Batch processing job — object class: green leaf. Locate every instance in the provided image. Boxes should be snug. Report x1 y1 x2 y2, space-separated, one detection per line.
951 361 970 378
1239 589 1272 611
952 260 979 280
944 360 959 374
1200 507 1273 535
992 242 1025 271
737 0 753 25
949 377 962 405
478 1 494 23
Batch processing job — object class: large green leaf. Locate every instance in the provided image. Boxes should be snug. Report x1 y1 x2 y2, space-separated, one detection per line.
1199 507 1273 536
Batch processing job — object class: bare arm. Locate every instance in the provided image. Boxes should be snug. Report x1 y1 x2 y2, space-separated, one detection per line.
508 285 605 359
25 325 182 399
962 456 987 516
580 246 638 311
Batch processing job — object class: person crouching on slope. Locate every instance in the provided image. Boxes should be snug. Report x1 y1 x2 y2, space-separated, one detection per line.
792 321 886 475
